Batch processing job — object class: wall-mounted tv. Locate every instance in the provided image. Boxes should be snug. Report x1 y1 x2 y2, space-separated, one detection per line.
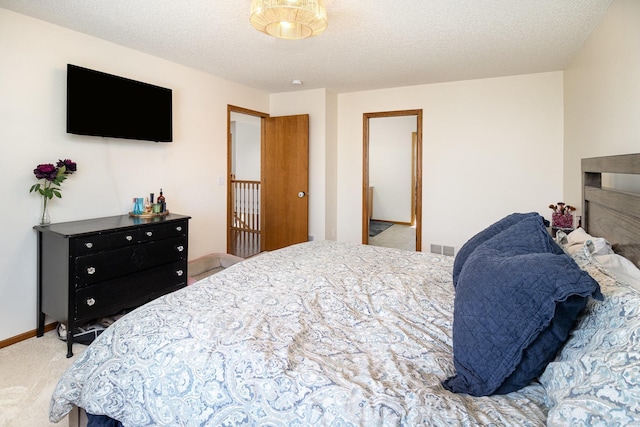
67 64 172 142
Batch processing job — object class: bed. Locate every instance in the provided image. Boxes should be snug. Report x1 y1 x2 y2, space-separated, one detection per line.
50 153 640 426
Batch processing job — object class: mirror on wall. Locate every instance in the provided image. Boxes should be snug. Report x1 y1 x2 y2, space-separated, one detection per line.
362 110 422 251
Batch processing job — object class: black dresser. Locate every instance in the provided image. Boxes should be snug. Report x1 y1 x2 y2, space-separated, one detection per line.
35 213 190 357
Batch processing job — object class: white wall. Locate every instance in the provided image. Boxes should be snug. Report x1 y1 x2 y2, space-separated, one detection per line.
337 72 565 251
563 0 640 208
232 121 261 181
324 90 339 240
0 9 269 341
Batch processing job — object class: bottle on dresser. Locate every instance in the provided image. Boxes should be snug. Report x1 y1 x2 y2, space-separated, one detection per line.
157 189 166 213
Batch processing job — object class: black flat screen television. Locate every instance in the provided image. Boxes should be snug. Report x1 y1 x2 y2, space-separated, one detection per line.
66 64 173 142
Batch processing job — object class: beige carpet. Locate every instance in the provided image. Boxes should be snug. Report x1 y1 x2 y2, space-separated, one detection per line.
0 330 87 427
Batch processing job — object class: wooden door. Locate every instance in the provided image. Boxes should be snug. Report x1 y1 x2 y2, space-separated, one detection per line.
261 114 309 251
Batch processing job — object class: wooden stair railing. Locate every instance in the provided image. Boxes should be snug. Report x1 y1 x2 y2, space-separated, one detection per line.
231 179 260 232
230 179 261 258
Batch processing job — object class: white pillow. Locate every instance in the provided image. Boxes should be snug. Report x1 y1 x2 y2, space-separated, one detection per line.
565 227 592 246
591 253 640 292
557 228 613 256
559 228 640 291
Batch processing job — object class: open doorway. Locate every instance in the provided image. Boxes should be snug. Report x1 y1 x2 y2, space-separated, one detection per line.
227 106 267 258
227 105 310 258
362 110 423 252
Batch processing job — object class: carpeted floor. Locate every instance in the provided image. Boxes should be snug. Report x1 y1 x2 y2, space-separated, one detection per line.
0 330 87 427
369 220 393 237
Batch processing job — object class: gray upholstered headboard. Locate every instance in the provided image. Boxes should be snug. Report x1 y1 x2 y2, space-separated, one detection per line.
582 153 640 253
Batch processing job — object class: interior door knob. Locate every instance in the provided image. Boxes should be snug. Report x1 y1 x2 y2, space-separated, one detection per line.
298 191 306 198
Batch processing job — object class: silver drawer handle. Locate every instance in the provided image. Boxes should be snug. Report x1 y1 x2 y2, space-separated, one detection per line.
86 298 95 306
85 242 93 249
176 270 184 276
87 267 96 275
146 231 153 237
176 226 182 232
177 245 184 252
126 235 133 241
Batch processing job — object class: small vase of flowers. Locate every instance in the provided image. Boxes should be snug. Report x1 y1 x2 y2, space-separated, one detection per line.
549 202 575 230
30 159 77 225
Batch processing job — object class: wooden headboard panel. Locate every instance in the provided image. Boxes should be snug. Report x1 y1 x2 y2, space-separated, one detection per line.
582 153 640 246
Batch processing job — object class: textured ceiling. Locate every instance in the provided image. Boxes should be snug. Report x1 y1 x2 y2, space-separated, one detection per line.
0 0 612 93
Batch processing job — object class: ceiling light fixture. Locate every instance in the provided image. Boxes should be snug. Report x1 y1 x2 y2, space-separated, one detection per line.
250 0 328 40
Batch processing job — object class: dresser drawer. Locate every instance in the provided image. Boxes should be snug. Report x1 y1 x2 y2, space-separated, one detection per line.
75 236 187 286
75 260 187 321
139 220 188 242
75 229 141 255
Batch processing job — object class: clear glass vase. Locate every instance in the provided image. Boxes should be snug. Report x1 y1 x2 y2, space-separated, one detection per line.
40 197 51 226
551 212 573 229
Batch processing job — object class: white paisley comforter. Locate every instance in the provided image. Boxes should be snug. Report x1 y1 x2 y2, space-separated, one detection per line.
50 241 548 426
